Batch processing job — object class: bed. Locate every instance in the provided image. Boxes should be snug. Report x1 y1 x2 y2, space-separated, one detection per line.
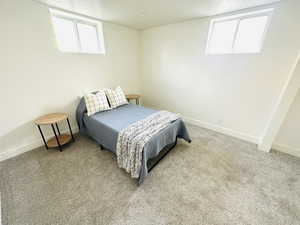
76 98 191 184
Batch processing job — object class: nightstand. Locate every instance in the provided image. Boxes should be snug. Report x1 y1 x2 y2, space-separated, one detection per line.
34 113 75 152
126 94 140 105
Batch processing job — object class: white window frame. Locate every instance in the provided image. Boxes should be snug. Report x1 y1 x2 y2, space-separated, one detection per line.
49 9 105 54
206 8 274 55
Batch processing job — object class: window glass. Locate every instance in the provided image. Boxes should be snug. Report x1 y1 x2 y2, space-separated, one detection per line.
52 17 78 52
208 20 238 54
234 16 269 53
77 23 99 53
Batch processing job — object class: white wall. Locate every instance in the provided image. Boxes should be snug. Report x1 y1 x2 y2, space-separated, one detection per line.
0 0 140 159
258 52 300 152
140 0 300 144
274 90 300 157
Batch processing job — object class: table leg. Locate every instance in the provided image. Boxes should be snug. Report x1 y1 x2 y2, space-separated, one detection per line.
51 124 62 152
55 123 61 135
67 118 75 142
37 125 48 149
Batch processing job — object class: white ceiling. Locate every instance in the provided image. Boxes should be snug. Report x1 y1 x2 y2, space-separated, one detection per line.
37 0 280 29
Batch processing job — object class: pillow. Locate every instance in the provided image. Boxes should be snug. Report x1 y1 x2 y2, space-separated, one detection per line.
105 86 128 108
84 90 111 116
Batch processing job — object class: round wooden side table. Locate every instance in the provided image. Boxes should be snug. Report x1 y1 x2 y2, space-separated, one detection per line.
34 113 75 152
126 94 140 105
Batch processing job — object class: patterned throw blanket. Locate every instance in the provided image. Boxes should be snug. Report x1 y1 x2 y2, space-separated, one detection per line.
116 111 179 178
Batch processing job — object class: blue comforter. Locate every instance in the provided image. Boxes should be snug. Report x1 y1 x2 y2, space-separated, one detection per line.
76 98 191 184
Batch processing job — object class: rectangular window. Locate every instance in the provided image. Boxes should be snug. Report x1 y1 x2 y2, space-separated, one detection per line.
206 8 273 55
49 9 105 54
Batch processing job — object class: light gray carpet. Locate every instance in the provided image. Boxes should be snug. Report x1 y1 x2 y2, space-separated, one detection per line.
0 124 299 225
0 192 2 225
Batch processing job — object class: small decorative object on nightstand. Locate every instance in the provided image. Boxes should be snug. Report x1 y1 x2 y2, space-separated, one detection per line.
34 113 75 152
126 94 140 105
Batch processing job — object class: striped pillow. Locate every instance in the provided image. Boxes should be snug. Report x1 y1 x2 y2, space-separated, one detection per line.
105 86 128 108
84 90 110 116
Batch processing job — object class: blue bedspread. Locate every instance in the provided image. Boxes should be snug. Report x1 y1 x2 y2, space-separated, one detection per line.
76 98 191 184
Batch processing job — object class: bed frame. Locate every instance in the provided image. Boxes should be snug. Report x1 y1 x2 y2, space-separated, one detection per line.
147 137 178 173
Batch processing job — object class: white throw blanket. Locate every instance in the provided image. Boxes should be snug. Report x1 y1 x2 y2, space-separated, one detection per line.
116 111 179 178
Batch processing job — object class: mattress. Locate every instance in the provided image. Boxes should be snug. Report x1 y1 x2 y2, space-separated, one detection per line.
83 104 157 152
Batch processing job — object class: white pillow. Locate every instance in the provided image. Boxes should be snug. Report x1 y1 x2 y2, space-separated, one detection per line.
105 86 128 108
84 90 111 116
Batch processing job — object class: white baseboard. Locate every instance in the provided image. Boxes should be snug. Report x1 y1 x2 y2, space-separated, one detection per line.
0 127 79 162
183 116 259 144
272 143 300 158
